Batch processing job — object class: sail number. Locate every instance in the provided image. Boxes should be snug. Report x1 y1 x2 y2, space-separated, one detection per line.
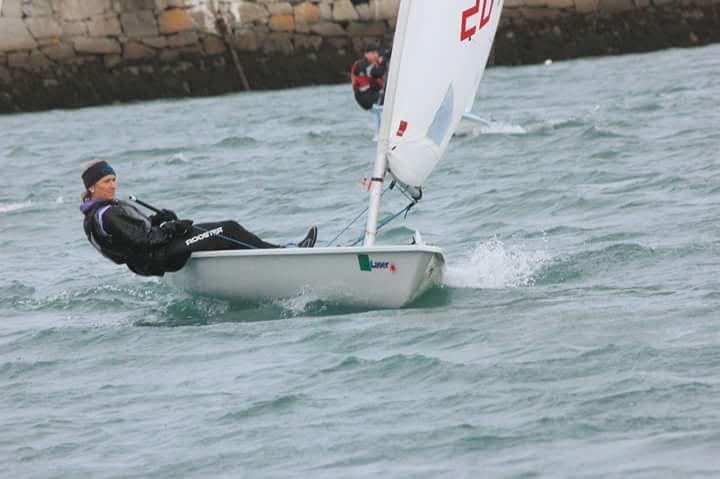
461 0 495 41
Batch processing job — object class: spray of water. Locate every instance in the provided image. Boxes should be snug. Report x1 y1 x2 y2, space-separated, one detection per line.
444 238 551 289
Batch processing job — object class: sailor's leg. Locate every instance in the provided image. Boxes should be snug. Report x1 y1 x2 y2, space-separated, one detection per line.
355 91 377 110
187 221 281 251
154 221 285 273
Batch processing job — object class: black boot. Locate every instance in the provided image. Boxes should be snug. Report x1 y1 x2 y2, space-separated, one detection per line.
298 226 318 248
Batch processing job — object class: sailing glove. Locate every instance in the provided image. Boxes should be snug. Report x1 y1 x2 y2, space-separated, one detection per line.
150 208 178 226
163 219 194 237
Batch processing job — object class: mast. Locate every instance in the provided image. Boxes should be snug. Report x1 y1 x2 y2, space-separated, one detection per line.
363 0 412 247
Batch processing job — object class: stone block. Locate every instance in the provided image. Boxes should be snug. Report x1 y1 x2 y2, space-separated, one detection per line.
116 0 156 10
0 66 12 84
262 31 293 54
124 41 155 60
319 2 332 20
634 0 651 7
26 16 64 39
158 8 194 33
203 35 226 55
105 54 121 68
333 0 359 21
41 43 75 61
575 0 597 12
61 0 111 21
167 31 198 47
267 2 293 15
176 46 201 58
525 0 548 6
651 0 673 5
141 36 168 48
269 14 295 31
502 7 523 18
369 0 400 20
310 21 345 36
120 10 158 37
37 36 61 46
73 37 122 54
62 21 87 36
88 15 122 36
293 34 322 50
504 0 525 6
30 50 51 68
167 0 197 7
158 49 179 62
356 3 371 21
295 21 310 33
238 2 269 24
23 0 53 16
519 6 562 18
8 51 30 67
189 10 214 34
327 37 348 52
234 30 258 50
0 18 38 52
347 21 386 36
547 0 575 7
1 0 23 17
597 0 635 13
294 2 321 23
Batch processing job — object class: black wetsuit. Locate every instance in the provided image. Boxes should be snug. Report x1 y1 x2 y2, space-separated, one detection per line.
80 199 279 276
352 58 388 110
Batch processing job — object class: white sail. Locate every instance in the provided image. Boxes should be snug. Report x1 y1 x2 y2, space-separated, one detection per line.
381 0 504 188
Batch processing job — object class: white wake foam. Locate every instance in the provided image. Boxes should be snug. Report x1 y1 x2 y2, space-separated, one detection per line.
273 289 325 316
444 239 551 289
454 120 527 137
0 201 32 214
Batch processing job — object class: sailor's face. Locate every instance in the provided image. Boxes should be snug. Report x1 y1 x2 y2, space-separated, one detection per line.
365 51 380 63
91 174 116 201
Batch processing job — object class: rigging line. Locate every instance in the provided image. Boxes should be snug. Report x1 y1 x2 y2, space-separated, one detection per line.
326 205 368 247
326 185 392 247
348 203 414 247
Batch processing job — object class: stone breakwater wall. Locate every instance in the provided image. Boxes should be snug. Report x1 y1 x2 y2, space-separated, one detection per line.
1 0 719 114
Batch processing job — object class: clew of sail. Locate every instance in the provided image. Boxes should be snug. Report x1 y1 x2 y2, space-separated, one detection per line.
381 0 504 188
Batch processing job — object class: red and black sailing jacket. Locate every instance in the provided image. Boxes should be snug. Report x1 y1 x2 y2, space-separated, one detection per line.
351 58 387 93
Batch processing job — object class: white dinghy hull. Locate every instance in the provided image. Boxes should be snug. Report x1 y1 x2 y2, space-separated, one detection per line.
167 245 444 308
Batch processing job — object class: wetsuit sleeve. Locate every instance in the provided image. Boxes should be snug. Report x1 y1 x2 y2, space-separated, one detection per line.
354 58 367 76
102 206 176 249
370 62 387 79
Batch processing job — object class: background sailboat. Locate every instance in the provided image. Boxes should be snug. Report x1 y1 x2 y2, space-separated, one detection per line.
167 0 504 308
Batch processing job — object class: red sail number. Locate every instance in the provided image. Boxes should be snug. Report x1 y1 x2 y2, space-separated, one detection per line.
461 0 495 41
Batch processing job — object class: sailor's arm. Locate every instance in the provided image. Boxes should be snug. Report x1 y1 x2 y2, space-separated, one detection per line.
102 207 175 249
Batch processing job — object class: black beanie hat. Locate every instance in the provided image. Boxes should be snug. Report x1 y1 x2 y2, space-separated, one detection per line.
82 161 116 189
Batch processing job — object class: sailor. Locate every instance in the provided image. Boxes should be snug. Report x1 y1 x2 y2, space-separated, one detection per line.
79 160 317 276
351 45 390 110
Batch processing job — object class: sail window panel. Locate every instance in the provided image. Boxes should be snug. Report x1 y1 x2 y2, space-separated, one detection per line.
426 84 455 146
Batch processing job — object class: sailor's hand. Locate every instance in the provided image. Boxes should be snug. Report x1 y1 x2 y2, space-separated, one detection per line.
164 219 194 237
150 208 178 226
157 209 178 223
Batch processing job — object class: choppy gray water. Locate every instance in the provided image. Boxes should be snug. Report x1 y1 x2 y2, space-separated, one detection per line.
1 45 719 478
